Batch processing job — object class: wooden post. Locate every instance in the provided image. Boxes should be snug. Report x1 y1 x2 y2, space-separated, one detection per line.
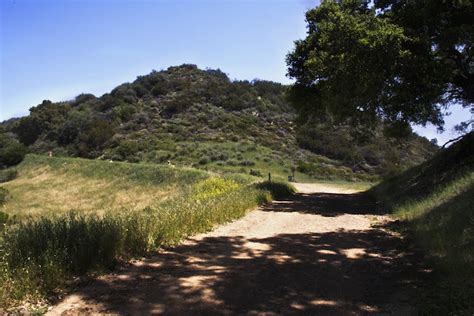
291 166 296 182
268 173 271 182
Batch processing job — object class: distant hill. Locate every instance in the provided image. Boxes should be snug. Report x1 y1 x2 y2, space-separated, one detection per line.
1 64 436 180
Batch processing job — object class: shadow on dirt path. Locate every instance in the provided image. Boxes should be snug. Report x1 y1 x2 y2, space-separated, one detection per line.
49 184 430 315
260 191 379 216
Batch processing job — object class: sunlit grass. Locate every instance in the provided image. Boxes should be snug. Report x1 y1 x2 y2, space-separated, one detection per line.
0 155 207 218
0 184 274 309
388 172 474 314
370 133 474 315
0 155 293 310
393 172 474 221
391 172 474 270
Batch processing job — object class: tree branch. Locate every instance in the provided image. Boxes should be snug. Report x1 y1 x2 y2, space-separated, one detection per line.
441 135 466 149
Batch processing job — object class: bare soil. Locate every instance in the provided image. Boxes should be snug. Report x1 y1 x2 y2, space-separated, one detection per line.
48 183 428 315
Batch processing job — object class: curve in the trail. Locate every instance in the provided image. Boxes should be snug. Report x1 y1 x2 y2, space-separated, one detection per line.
48 183 428 315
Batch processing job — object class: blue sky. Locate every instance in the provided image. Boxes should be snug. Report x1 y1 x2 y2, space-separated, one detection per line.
0 0 469 144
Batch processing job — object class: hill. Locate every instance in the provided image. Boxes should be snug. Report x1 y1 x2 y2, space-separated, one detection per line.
1 64 436 180
370 132 474 314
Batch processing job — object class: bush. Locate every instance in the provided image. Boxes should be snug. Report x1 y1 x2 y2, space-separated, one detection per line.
193 177 240 197
0 169 18 183
226 159 238 166
0 142 27 168
198 156 210 165
239 160 255 166
0 187 10 206
255 181 296 199
249 169 262 177
210 151 229 162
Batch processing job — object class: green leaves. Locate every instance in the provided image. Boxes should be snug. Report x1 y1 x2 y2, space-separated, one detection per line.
0 134 27 168
287 0 473 134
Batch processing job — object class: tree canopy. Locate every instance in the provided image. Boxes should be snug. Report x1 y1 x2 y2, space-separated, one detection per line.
287 0 473 136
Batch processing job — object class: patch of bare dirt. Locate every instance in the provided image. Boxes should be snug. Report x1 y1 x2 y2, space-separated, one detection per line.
48 183 427 315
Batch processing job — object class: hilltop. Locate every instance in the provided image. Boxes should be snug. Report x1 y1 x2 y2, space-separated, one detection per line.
1 65 436 180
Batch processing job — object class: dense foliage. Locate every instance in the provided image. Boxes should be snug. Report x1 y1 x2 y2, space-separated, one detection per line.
0 133 27 168
287 0 473 134
1 64 435 178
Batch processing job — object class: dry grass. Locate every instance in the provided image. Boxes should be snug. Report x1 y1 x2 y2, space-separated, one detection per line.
0 155 206 218
0 158 275 310
1 165 176 217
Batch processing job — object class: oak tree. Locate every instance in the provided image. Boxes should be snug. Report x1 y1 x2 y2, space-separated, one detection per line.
287 0 473 136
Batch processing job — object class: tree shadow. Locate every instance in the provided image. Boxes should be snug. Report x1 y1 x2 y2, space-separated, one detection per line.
260 191 379 217
54 189 431 315
67 229 428 315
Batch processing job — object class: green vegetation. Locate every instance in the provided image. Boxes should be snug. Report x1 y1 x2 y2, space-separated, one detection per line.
0 133 27 168
371 132 474 209
0 168 17 183
370 132 474 314
287 0 473 135
0 65 436 181
286 1 473 311
1 155 207 218
0 154 295 309
0 188 9 206
1 0 470 312
256 181 296 199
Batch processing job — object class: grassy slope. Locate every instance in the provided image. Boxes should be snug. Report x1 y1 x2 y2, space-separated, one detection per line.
370 132 474 314
0 153 368 220
186 140 369 183
1 154 208 218
0 154 296 311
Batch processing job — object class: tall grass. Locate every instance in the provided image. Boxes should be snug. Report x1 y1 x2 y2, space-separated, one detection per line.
1 155 210 218
0 178 279 309
370 134 474 314
19 154 207 185
387 173 474 314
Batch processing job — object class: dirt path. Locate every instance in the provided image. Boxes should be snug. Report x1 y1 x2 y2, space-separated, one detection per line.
48 183 426 315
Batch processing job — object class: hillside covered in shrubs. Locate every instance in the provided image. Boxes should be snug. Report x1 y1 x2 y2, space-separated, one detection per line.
0 64 436 179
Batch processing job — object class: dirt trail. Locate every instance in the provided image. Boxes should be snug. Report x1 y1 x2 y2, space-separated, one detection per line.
48 183 426 315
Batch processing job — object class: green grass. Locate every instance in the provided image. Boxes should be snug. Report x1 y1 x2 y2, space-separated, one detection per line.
0 185 273 309
0 155 208 218
390 173 474 314
0 168 17 183
256 181 296 199
144 140 377 182
370 133 474 314
0 188 9 207
390 172 474 272
0 153 373 310
0 154 297 310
